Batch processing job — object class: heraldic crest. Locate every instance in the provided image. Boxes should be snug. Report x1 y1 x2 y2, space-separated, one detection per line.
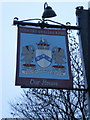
21 37 66 74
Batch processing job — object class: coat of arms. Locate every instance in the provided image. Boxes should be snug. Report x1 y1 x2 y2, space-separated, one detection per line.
21 37 66 71
36 38 52 68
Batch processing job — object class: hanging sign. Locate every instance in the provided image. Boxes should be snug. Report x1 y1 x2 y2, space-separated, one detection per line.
15 26 72 89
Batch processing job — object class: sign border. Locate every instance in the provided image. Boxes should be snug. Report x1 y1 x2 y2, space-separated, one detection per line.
15 26 73 89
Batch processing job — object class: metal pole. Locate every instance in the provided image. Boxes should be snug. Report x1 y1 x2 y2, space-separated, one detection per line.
76 6 90 116
88 6 90 115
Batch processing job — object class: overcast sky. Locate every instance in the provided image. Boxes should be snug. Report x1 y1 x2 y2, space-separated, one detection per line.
0 0 88 118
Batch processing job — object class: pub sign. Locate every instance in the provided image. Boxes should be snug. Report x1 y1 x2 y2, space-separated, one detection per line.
15 26 72 89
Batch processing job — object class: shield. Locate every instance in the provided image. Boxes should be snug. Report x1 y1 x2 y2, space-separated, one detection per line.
35 49 52 68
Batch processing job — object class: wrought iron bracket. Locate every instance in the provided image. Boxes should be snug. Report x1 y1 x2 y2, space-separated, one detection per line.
13 17 80 30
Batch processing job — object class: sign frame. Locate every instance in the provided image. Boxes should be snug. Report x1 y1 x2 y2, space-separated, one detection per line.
15 26 73 89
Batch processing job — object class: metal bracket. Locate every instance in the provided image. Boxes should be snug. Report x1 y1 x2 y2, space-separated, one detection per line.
13 17 80 30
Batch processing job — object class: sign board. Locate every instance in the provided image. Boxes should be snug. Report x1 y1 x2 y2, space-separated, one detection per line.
15 26 72 89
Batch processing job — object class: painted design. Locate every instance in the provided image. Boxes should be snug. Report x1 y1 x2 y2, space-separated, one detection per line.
52 46 66 70
16 27 72 88
21 45 36 68
36 38 52 68
21 37 66 73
